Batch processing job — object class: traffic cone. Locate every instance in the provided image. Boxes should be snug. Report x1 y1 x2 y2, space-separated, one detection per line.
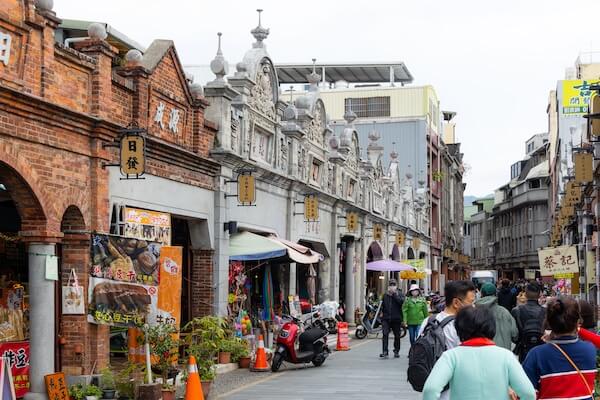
251 335 270 372
184 355 204 400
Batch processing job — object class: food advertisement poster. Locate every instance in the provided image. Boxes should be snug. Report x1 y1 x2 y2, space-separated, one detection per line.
0 341 29 397
123 207 171 245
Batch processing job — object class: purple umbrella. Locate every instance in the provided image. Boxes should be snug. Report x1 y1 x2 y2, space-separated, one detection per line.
366 259 415 272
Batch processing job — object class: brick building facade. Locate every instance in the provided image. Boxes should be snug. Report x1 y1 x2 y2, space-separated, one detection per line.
0 1 217 397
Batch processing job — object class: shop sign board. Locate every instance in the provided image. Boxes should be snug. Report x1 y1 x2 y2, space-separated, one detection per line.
413 238 421 251
591 94 600 136
0 342 27 398
524 269 537 280
562 79 600 115
538 246 579 276
238 174 256 205
119 135 145 178
395 231 405 246
574 152 594 183
586 251 596 284
346 212 358 232
45 372 68 400
304 195 319 222
400 271 427 280
403 259 426 272
123 207 171 245
373 224 383 241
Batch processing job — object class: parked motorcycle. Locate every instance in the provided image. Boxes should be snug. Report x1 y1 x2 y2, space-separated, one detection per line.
272 313 330 372
355 299 407 339
313 301 343 335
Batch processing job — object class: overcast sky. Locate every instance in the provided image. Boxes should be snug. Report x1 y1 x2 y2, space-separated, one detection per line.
55 0 600 197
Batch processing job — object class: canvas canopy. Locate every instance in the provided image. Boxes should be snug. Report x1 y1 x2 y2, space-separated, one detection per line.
229 231 287 261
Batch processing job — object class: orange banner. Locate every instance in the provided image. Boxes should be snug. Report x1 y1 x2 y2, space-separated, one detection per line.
157 246 183 330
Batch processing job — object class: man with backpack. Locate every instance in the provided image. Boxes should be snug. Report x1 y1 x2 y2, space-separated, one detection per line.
408 280 476 399
511 282 545 362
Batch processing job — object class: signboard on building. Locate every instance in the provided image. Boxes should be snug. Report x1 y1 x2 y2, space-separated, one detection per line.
45 372 68 400
586 251 596 284
119 135 145 178
347 212 358 232
395 231 405 246
562 79 600 115
238 174 256 205
123 207 171 245
412 238 421 251
0 342 28 398
591 94 600 136
524 269 537 280
373 224 383 241
304 195 319 222
538 246 579 276
574 152 593 183
403 259 426 271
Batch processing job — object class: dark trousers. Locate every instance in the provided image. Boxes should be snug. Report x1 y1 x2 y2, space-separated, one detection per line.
382 319 402 354
408 324 420 345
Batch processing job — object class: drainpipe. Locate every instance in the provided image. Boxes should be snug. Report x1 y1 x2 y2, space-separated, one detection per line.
64 37 90 47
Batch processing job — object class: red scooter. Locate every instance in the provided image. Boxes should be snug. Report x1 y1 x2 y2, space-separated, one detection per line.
271 313 330 372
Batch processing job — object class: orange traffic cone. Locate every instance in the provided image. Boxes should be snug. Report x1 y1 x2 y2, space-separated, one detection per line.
251 335 270 372
184 355 204 400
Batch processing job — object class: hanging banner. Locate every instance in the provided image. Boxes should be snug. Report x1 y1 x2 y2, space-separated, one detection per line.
120 134 145 177
91 234 162 286
373 224 383 241
238 174 256 205
304 195 319 222
395 231 405 246
0 341 28 398
155 246 182 330
123 207 171 245
574 152 593 184
538 246 579 276
346 212 358 233
400 271 427 280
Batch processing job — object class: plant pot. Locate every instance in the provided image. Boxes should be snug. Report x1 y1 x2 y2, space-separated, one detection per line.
238 356 251 368
201 380 212 398
102 389 117 399
218 351 231 364
161 389 176 400
85 396 98 400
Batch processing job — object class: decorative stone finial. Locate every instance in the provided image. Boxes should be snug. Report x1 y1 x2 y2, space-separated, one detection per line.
88 22 108 41
368 128 380 143
35 0 53 11
344 109 357 124
329 132 340 150
125 49 143 66
189 82 204 98
251 9 270 48
307 58 321 86
210 32 229 83
390 150 398 160
185 72 194 84
295 95 311 110
406 165 413 180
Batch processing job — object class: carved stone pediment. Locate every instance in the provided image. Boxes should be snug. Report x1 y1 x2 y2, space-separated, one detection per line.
248 58 277 120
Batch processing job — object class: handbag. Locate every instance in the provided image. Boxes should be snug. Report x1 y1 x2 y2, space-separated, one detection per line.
550 342 594 397
62 269 85 315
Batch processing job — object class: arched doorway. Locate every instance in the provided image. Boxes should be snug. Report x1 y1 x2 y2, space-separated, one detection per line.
366 241 385 297
407 247 416 260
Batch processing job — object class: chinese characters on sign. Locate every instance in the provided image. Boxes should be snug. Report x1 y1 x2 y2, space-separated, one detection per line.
237 174 256 205
0 341 28 398
395 231 405 246
562 80 600 115
154 101 181 134
574 152 593 184
0 32 11 66
591 95 600 136
119 135 145 178
538 246 579 277
45 372 69 400
304 195 319 222
123 207 171 245
373 224 383 241
413 237 421 251
346 212 358 233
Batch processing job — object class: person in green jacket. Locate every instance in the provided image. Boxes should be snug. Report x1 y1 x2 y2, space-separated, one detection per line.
474 282 518 351
402 284 429 345
423 306 535 400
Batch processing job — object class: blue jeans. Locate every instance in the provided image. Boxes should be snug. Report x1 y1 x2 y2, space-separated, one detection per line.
408 324 420 345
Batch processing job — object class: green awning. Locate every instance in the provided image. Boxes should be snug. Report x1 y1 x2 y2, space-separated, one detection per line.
229 231 287 261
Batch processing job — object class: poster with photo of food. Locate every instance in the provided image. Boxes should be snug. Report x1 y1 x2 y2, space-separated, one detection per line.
91 234 161 286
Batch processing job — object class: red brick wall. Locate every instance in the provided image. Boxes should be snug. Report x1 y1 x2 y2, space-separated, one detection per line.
190 250 214 317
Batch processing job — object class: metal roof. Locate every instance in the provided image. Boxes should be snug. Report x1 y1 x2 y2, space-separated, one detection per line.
275 62 413 84
58 19 146 53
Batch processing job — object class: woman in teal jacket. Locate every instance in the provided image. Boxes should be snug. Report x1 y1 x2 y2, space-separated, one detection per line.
422 306 535 400
402 284 429 345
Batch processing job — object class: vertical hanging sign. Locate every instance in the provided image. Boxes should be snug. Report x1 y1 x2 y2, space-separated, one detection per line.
395 231 405 246
304 195 319 222
413 237 421 251
346 212 358 233
119 130 146 179
238 173 256 206
574 152 593 184
373 224 383 241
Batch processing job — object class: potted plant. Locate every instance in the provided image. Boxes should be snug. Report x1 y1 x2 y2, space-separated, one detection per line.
198 358 216 398
84 384 103 400
231 337 251 368
100 367 117 399
145 323 180 400
69 383 85 400
218 338 237 364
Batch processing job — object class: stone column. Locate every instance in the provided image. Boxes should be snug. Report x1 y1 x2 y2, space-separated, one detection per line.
24 243 55 400
344 240 355 324
213 169 231 317
289 263 297 297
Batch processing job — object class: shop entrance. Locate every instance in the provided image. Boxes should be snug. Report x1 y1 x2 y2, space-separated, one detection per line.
366 241 384 297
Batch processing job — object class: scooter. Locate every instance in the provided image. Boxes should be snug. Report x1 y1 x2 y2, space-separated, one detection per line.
272 314 330 372
314 301 343 335
355 299 407 339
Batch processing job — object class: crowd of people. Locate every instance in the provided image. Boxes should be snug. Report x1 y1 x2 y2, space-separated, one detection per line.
376 278 599 399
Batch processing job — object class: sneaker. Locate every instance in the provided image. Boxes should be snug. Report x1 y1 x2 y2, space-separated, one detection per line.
393 352 400 358
379 352 389 359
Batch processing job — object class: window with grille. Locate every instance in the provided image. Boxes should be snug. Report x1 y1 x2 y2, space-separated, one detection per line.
345 96 391 118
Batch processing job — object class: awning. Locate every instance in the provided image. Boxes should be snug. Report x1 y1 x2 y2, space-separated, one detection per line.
229 231 287 261
268 236 324 264
366 259 414 272
298 239 330 259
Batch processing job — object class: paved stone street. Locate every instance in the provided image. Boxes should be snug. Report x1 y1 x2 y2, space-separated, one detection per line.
217 336 417 400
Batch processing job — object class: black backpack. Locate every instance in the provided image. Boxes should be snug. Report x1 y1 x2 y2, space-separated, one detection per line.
407 315 455 392
515 306 544 357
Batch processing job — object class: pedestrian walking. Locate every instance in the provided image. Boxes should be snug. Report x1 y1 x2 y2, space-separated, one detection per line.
497 279 516 311
408 281 476 398
475 282 518 351
379 278 404 359
422 306 536 400
402 283 428 346
522 296 596 400
512 282 545 362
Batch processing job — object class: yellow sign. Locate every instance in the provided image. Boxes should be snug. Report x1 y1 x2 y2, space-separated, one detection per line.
123 207 171 245
304 195 319 221
574 152 593 183
400 271 427 280
591 94 600 136
45 373 69 400
564 181 581 206
554 272 575 279
403 259 426 271
347 212 358 232
120 135 145 176
538 246 579 276
562 79 600 114
238 174 256 205
373 224 383 241
413 238 421 250
395 231 405 246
